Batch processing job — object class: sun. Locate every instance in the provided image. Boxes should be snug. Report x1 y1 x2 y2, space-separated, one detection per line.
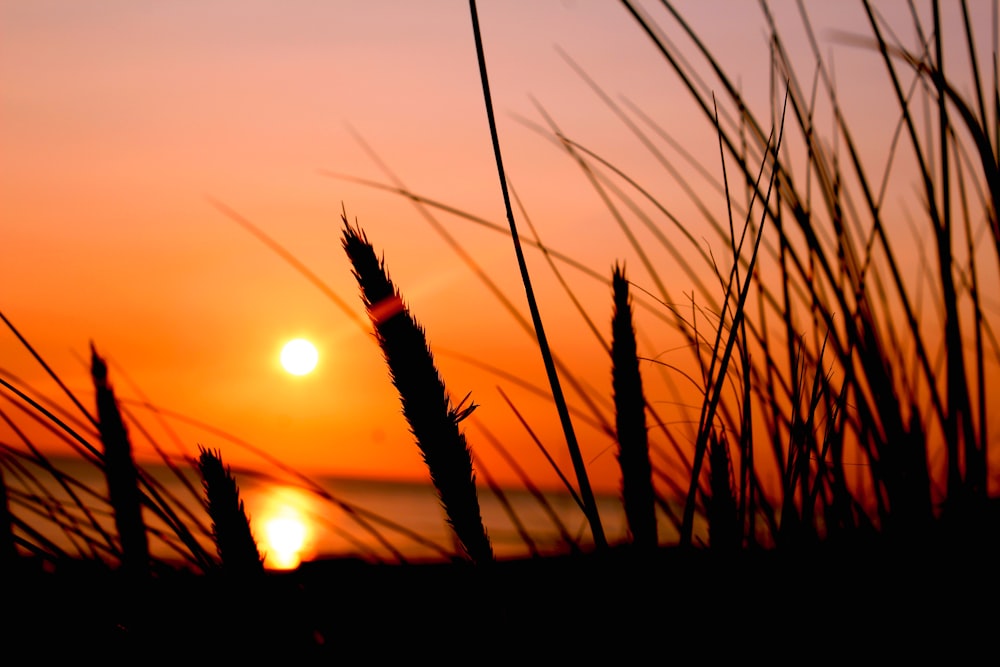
280 338 318 375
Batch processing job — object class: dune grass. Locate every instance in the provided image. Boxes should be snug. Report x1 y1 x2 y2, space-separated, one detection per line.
468 0 608 551
0 4 994 662
659 0 993 546
610 263 658 550
341 216 494 565
313 0 999 556
197 446 264 576
0 8 996 658
91 343 150 577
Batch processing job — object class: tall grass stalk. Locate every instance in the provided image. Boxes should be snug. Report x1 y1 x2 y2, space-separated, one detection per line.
468 0 607 550
341 216 493 564
91 343 149 576
611 264 657 549
197 446 264 576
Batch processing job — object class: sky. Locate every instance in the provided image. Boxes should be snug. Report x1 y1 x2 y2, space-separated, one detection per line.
2 1 997 495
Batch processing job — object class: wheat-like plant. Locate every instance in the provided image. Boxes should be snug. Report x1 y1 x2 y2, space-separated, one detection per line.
197 446 264 576
611 263 657 550
91 343 149 576
341 215 493 564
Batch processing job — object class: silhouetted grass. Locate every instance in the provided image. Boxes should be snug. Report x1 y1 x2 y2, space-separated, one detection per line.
0 1 998 657
314 1 998 560
341 215 494 565
196 446 264 576
91 343 150 577
611 263 657 549
469 2 609 552
613 0 997 550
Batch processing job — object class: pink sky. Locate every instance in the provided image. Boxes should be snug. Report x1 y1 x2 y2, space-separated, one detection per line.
1 1 997 492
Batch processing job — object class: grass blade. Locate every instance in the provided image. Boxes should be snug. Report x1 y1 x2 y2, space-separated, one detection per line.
468 0 606 550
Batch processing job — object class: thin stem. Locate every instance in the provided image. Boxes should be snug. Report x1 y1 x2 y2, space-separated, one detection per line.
468 0 606 548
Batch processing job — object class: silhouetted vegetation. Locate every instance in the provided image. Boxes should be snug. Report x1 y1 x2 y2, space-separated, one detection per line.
611 263 658 550
0 0 997 658
342 218 494 565
92 343 150 577
197 446 264 576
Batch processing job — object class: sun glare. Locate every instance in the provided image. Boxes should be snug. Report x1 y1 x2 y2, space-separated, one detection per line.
280 338 319 375
264 516 308 570
255 486 314 570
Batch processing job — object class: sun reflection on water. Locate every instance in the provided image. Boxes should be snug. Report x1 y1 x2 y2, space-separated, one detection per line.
252 485 314 570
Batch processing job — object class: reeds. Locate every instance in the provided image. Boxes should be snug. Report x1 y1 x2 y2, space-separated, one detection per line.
341 215 494 565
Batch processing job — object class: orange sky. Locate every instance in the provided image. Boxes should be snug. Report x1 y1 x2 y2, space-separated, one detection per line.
2 1 997 495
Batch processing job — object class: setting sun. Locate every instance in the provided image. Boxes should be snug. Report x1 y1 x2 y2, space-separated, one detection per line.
280 338 319 376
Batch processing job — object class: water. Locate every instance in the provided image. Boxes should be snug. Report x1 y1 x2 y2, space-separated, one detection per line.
6 456 642 570
239 474 630 566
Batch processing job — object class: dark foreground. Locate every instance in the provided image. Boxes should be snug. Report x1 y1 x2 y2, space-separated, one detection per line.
3 538 997 663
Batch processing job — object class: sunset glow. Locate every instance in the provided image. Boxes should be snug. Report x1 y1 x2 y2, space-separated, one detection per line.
2 1 997 499
2 6 998 660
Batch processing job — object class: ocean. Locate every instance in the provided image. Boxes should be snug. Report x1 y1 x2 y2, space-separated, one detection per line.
6 456 644 569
